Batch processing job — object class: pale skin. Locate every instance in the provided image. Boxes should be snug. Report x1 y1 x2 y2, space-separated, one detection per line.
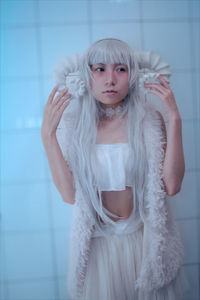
41 87 75 204
91 64 185 221
144 75 185 196
41 64 185 222
90 63 134 221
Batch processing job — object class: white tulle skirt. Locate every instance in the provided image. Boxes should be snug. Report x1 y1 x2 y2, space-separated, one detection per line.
81 221 191 300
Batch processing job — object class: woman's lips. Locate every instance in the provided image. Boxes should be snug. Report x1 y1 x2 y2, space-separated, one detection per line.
103 91 117 95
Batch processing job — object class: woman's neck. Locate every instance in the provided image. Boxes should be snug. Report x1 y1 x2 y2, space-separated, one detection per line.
98 100 128 120
100 101 124 110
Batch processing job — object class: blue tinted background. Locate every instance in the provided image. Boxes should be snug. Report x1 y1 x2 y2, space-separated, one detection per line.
0 0 199 299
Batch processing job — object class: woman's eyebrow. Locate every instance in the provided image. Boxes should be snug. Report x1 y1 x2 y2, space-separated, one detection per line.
93 63 126 66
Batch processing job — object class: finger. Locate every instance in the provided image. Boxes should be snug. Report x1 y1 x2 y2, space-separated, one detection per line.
147 88 164 100
56 94 72 110
61 98 71 110
48 85 59 104
53 88 69 105
55 98 71 123
158 75 170 87
144 83 167 94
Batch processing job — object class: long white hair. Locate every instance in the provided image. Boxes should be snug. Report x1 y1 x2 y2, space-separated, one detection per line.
67 38 148 238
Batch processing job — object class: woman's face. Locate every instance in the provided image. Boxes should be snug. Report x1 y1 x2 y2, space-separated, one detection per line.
90 63 129 109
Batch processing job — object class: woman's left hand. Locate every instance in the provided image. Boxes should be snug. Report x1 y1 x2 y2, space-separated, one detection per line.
144 74 181 121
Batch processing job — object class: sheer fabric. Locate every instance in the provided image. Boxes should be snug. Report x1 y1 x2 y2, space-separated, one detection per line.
91 143 134 191
80 143 191 300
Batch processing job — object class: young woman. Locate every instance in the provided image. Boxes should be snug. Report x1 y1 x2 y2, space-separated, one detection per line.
41 38 189 300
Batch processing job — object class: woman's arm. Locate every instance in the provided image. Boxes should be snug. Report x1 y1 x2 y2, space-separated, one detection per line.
144 74 185 196
157 111 185 196
41 86 75 204
42 134 75 204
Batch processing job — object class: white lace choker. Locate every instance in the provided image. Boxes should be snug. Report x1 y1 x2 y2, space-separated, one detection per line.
98 100 128 119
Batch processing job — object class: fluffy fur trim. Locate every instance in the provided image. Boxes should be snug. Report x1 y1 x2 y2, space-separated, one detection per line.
67 186 96 298
135 106 184 291
57 105 184 298
52 50 171 103
52 53 86 99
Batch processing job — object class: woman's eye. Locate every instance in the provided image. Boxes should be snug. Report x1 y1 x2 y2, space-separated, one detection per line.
117 67 127 72
95 67 104 72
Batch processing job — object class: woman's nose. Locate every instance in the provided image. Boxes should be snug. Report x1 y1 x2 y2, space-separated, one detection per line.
105 70 116 85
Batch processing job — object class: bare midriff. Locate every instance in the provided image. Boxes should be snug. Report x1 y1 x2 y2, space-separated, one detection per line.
96 114 133 223
101 186 134 222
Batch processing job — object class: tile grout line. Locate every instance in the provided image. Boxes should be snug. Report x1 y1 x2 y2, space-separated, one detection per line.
188 3 200 297
1 3 9 299
0 17 199 30
35 1 60 299
0 217 10 300
139 0 145 50
1 215 199 235
87 0 93 44
0 68 199 81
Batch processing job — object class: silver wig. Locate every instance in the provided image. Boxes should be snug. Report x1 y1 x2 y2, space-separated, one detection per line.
67 38 148 239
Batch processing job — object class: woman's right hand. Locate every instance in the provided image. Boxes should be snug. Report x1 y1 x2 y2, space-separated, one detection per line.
41 85 72 141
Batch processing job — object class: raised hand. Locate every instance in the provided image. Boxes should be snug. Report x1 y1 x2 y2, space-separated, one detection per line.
144 74 181 121
41 85 72 140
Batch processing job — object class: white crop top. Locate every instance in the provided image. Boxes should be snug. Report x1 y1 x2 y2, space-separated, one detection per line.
91 143 134 191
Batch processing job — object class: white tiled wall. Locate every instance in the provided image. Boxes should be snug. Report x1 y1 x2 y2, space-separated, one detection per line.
0 0 199 299
40 25 90 77
1 27 39 78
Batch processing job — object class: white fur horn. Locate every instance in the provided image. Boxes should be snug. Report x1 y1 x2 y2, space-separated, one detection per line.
134 50 171 99
52 53 86 100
